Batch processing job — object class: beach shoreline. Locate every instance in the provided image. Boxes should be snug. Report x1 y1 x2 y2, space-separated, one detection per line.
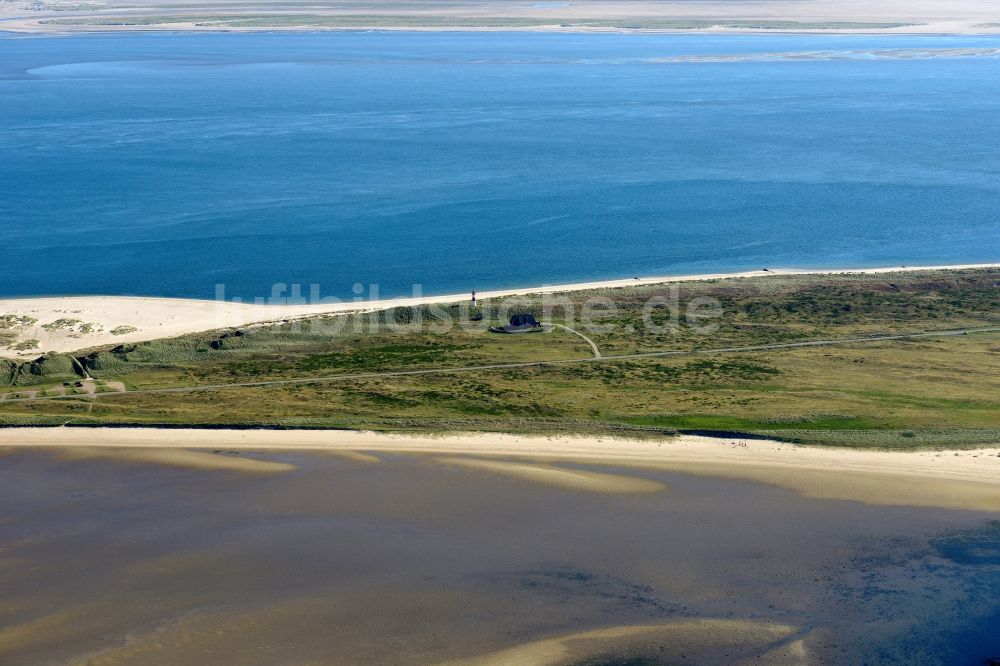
1 262 998 359
6 24 1000 36
2 1 1000 37
3 427 1000 509
3 425 997 480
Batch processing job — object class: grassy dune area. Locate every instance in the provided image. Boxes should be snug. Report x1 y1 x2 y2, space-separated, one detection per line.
1 268 999 449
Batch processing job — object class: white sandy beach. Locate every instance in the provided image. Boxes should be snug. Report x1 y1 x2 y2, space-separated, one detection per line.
7 426 996 485
4 428 1000 510
2 263 997 359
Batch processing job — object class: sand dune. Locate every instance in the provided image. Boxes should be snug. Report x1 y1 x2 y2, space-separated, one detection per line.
2 263 998 359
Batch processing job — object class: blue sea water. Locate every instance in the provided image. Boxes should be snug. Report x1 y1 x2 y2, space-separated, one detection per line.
1 31 999 300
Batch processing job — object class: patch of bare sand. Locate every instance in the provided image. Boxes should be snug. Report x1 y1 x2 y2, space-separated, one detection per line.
52 446 294 474
438 619 802 666
435 456 665 494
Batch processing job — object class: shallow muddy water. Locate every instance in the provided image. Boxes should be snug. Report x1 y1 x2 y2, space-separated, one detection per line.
0 448 998 664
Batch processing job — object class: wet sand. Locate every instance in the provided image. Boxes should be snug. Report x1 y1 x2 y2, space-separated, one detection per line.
5 428 1000 510
0 437 998 663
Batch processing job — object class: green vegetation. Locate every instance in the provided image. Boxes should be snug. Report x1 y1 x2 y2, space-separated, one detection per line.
40 318 100 335
41 318 83 332
0 315 37 329
1 315 38 349
18 353 81 385
1 268 998 449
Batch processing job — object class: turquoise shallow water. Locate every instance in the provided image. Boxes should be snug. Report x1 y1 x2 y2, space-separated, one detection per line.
1 32 999 299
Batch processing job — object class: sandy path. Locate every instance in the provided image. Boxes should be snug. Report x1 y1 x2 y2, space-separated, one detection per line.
2 263 997 359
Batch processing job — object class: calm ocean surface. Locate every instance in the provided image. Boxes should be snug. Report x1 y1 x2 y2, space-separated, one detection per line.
2 31 999 300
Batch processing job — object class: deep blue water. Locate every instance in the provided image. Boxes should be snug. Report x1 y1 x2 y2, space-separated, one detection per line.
2 31 999 300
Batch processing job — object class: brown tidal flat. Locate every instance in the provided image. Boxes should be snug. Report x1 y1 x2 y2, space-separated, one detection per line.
0 443 998 664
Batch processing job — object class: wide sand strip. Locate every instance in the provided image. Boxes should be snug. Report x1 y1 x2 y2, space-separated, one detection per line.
2 263 998 359
4 428 1000 510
